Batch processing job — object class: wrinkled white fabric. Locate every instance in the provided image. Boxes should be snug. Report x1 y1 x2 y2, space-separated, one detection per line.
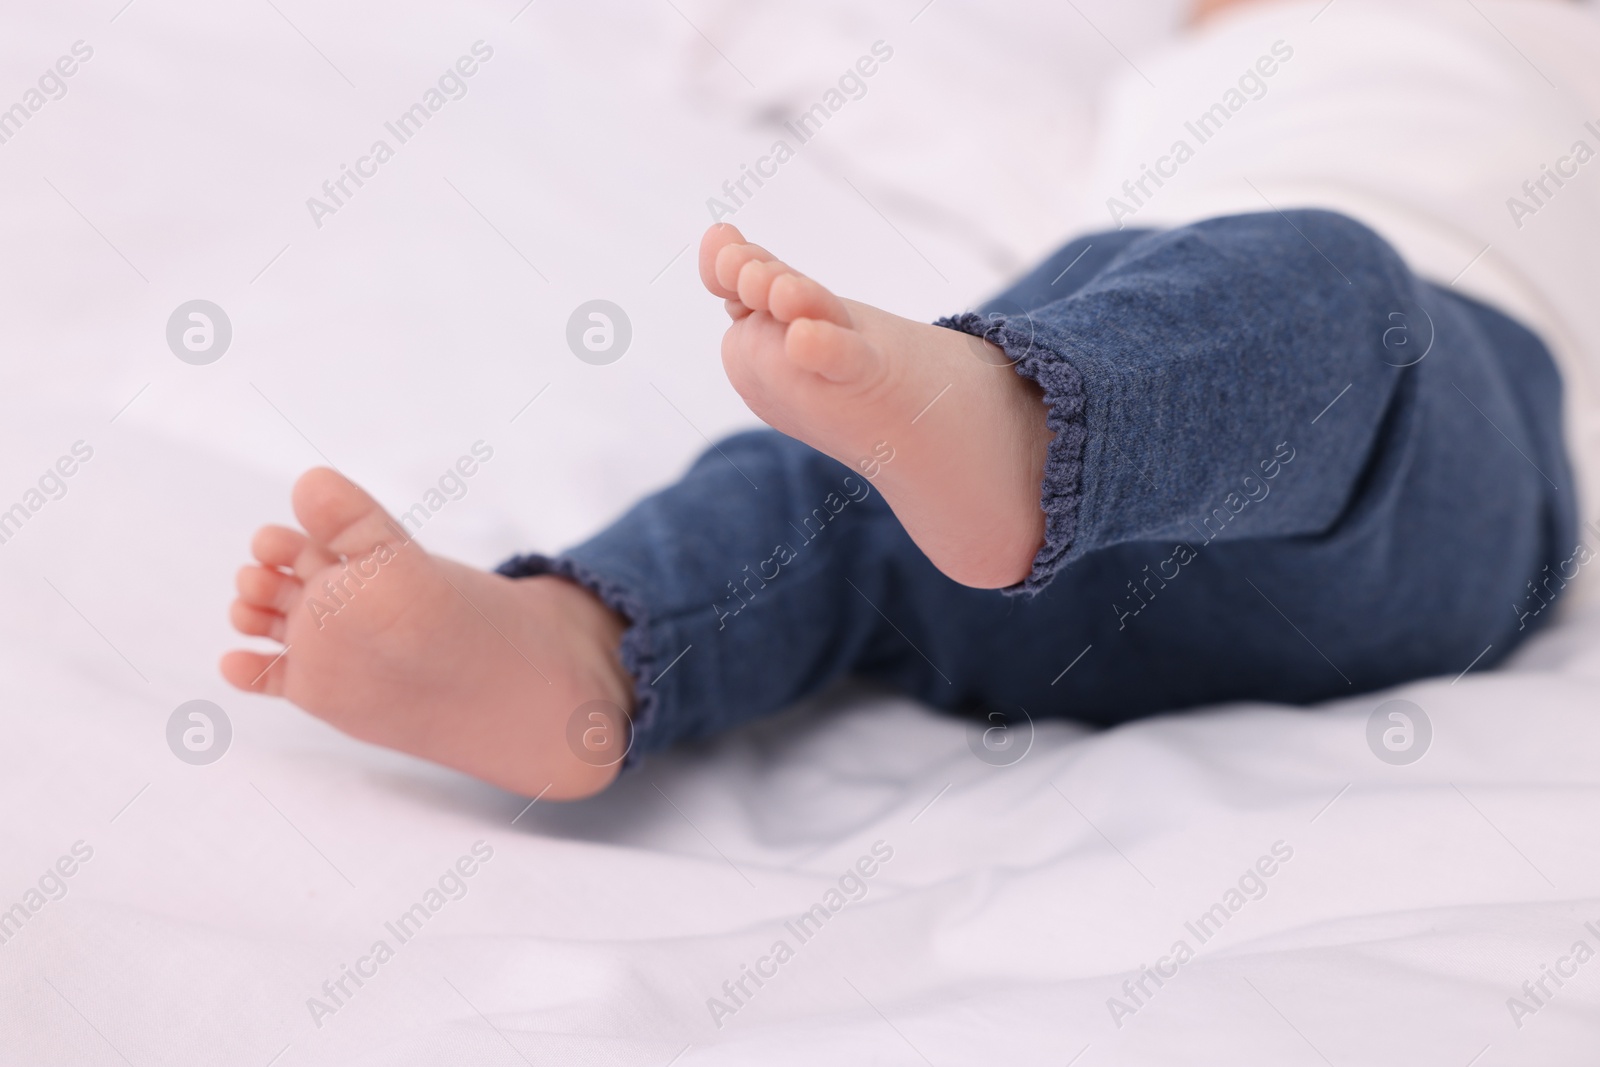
3 2 1598 1064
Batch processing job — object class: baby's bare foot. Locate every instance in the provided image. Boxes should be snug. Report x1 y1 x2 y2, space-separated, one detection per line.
221 469 632 800
700 223 1051 588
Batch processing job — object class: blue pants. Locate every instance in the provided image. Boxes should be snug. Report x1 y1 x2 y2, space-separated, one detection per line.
501 212 1576 762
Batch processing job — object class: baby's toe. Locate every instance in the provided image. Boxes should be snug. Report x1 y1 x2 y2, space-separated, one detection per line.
699 223 747 299
768 271 852 327
715 242 776 294
736 259 795 313
251 525 305 569
786 318 883 384
220 649 287 696
236 564 301 613
252 524 337 580
291 468 408 561
230 599 287 642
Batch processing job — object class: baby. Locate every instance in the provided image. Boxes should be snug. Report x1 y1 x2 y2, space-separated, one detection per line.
221 0 1597 800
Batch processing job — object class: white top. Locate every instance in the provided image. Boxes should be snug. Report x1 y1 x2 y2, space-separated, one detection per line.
1084 0 1600 607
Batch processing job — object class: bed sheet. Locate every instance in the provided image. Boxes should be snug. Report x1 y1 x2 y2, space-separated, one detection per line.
2 2 1597 1064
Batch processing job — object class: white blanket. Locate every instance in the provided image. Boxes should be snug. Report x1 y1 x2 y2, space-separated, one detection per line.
3 2 1598 1064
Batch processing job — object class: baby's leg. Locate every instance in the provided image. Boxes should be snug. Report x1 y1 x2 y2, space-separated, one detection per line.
702 214 1574 595
531 211 1571 757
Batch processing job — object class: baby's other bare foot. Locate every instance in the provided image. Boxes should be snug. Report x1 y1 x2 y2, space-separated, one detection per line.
221 469 632 799
700 223 1051 589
